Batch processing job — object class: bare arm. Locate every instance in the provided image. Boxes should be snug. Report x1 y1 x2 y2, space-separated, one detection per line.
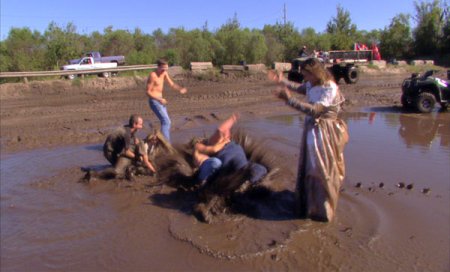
267 70 306 95
122 148 136 159
142 153 157 173
165 73 187 94
194 138 230 156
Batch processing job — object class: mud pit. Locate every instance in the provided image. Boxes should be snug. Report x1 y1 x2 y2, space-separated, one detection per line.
1 71 449 271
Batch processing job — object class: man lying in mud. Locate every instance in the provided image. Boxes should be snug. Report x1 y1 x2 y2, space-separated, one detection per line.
156 113 272 223
81 114 157 182
192 113 268 190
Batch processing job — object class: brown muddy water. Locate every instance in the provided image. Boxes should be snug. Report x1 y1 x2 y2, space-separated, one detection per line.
1 111 449 272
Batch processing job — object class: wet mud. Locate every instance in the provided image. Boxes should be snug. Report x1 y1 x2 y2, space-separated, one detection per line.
1 73 449 271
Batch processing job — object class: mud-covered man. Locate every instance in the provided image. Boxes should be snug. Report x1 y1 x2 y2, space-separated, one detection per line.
82 114 156 181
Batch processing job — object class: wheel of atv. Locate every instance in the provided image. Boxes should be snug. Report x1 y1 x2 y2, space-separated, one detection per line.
344 66 359 84
100 72 110 78
415 92 436 113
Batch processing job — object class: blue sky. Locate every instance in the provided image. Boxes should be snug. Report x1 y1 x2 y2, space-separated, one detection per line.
1 0 418 40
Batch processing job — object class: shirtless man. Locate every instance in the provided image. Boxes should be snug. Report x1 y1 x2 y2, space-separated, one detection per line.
146 59 187 143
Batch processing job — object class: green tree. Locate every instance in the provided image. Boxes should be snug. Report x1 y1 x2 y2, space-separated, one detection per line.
101 27 135 56
243 29 268 64
442 9 450 54
44 22 83 69
326 5 357 50
215 15 246 64
126 28 156 65
380 14 413 60
261 28 285 64
412 0 445 56
3 27 45 71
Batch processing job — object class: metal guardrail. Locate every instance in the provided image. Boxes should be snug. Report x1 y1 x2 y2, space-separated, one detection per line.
0 64 158 80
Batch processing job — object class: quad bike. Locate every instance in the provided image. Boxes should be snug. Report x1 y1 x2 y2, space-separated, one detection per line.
401 70 450 113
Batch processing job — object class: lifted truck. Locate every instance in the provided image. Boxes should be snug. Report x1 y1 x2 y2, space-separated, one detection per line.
61 57 118 80
288 50 372 84
401 70 450 113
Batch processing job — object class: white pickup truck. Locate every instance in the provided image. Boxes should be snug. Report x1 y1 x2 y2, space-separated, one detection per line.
61 57 118 80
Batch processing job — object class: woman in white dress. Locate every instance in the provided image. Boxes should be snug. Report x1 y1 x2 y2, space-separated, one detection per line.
269 58 349 222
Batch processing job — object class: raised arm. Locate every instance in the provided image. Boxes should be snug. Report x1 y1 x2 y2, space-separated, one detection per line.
275 87 325 117
194 137 230 156
267 70 306 95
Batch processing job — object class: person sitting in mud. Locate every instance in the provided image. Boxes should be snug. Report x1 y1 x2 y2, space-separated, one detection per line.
81 114 156 182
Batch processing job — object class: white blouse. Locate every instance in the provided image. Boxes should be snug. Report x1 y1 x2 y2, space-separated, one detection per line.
305 81 339 107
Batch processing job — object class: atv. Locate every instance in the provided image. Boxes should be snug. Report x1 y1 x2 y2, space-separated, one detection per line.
401 70 450 113
287 57 359 84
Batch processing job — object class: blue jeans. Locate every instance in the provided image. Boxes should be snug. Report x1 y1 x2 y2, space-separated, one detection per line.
197 157 222 183
149 98 171 142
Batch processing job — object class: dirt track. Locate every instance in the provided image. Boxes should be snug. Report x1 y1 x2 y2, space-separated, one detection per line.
0 70 413 152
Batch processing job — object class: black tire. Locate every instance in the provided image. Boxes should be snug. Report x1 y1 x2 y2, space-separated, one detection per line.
344 66 359 84
440 102 449 110
415 92 436 113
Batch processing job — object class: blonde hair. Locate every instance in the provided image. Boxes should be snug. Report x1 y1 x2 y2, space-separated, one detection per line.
300 58 333 86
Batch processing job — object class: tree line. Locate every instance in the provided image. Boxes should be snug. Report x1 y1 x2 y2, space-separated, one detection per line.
1 0 449 73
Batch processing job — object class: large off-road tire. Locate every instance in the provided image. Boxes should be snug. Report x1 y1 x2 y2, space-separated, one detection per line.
415 92 436 113
440 102 449 110
344 66 359 84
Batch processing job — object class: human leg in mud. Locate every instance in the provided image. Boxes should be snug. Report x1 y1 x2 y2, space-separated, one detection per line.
82 138 156 182
81 153 134 182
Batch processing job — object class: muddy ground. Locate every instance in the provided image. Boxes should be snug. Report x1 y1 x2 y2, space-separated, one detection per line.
1 68 449 272
0 68 420 152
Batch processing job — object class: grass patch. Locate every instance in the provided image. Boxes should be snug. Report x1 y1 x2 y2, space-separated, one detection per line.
192 69 221 81
71 77 83 87
404 64 443 74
